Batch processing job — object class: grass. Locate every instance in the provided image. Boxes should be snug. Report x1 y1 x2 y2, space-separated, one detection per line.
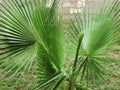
0 72 37 90
94 45 120 90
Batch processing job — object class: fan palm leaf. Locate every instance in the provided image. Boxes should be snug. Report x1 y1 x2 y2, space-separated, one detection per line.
69 0 120 86
0 0 36 75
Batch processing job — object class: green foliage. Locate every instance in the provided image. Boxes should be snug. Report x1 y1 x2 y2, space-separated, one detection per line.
0 0 120 90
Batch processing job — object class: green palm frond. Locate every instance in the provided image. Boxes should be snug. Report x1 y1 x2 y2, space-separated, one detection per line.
36 45 66 90
0 0 37 75
32 2 66 70
0 0 66 89
69 0 120 86
32 1 66 89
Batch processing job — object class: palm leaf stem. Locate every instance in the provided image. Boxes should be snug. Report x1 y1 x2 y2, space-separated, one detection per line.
68 33 84 90
72 33 84 73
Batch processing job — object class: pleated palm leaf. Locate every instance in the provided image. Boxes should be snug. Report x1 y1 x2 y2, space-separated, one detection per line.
69 0 120 87
0 0 66 89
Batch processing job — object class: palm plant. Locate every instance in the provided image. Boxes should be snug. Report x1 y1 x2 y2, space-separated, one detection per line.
0 0 120 90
